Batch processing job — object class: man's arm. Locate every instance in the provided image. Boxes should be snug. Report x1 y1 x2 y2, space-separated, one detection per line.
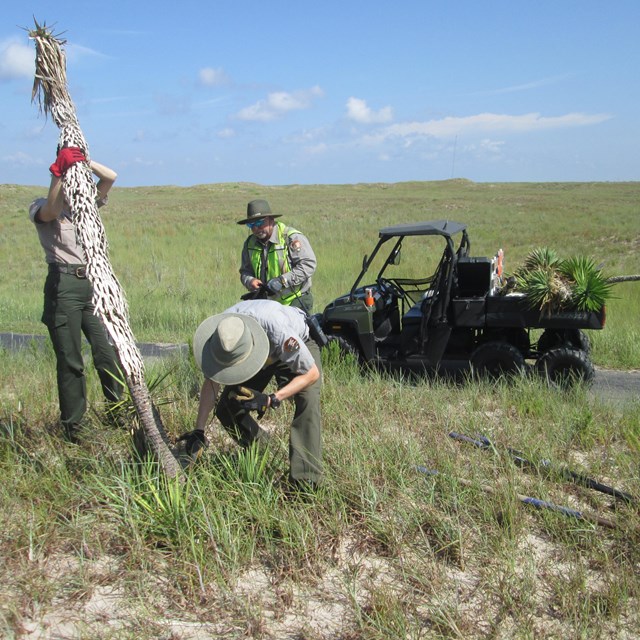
91 160 117 200
195 378 221 430
270 364 320 405
35 159 116 222
280 232 317 289
239 240 262 290
35 175 65 222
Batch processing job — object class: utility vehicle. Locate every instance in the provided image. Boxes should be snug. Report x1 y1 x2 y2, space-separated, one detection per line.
319 220 605 385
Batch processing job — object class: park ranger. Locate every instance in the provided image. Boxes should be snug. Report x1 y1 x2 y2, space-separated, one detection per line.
29 147 123 442
179 299 323 490
238 199 316 311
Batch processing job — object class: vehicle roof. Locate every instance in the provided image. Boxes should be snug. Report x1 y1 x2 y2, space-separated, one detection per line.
378 220 466 239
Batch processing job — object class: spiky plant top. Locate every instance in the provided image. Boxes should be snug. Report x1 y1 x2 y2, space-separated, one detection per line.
512 249 612 314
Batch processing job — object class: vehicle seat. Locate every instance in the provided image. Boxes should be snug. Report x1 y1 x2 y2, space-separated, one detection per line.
401 289 434 324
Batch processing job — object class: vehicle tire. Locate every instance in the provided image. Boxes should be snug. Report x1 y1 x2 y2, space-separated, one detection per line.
470 341 526 380
570 330 591 354
538 329 591 354
323 334 362 366
536 347 595 387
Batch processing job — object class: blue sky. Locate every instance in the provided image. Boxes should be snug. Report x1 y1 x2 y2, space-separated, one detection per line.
1 1 638 187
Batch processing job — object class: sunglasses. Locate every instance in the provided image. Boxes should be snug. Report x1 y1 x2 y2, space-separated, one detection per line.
246 218 267 229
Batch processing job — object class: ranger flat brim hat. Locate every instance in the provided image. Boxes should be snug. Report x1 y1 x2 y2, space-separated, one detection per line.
236 198 282 225
193 312 270 385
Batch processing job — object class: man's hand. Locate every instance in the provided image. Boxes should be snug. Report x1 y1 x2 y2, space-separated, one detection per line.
229 386 270 418
50 147 86 177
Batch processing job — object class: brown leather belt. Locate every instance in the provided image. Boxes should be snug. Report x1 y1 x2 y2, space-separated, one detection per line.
49 263 87 278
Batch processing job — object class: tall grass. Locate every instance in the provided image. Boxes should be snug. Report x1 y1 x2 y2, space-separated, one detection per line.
1 180 639 637
1 341 639 638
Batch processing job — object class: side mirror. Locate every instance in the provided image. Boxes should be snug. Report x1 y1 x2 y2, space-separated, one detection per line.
391 249 401 266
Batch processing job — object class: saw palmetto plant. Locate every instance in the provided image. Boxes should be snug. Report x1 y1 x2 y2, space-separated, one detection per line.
513 248 612 314
29 19 182 478
560 256 614 312
519 246 561 273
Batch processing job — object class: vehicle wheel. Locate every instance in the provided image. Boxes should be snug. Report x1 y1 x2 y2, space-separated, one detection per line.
323 334 362 366
470 341 526 379
569 330 591 354
538 329 591 354
536 347 595 387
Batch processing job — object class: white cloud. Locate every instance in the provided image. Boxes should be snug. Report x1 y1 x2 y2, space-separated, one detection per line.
236 85 324 122
0 38 34 80
346 97 393 124
65 43 108 62
478 138 505 154
198 67 230 87
2 151 41 166
366 112 612 142
217 127 235 139
473 75 571 96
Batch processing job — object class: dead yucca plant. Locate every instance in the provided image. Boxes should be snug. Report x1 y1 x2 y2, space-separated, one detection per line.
29 19 182 479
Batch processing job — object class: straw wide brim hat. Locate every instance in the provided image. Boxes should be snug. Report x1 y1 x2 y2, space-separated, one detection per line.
193 313 270 385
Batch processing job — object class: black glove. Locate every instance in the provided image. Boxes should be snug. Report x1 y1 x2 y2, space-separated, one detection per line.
229 386 270 418
266 277 284 294
176 429 207 461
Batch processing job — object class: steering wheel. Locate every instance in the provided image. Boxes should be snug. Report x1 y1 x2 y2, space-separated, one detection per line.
377 277 405 300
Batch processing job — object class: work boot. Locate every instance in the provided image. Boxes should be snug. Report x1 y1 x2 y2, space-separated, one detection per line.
62 423 81 444
282 477 319 501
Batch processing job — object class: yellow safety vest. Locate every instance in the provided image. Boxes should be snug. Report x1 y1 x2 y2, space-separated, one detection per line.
248 221 302 305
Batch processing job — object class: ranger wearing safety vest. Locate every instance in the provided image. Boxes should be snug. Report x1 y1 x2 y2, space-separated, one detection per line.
238 199 316 311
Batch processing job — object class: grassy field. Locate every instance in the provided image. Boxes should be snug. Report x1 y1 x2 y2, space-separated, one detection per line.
1 180 639 638
1 179 639 365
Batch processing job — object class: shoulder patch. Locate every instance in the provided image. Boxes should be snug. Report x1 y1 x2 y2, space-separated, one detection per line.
290 239 302 253
283 336 300 353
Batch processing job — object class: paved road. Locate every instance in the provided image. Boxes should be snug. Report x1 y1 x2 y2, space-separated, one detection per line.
0 332 187 361
1 332 637 403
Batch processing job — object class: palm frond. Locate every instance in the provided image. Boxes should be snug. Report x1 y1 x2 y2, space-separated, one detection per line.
560 256 614 311
521 247 561 272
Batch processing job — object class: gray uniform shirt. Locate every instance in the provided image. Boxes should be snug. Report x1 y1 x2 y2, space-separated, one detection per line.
239 224 316 295
29 195 108 265
224 299 315 374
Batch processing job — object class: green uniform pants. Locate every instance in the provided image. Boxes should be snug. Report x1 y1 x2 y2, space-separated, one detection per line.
42 268 123 432
288 290 313 313
215 339 323 485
